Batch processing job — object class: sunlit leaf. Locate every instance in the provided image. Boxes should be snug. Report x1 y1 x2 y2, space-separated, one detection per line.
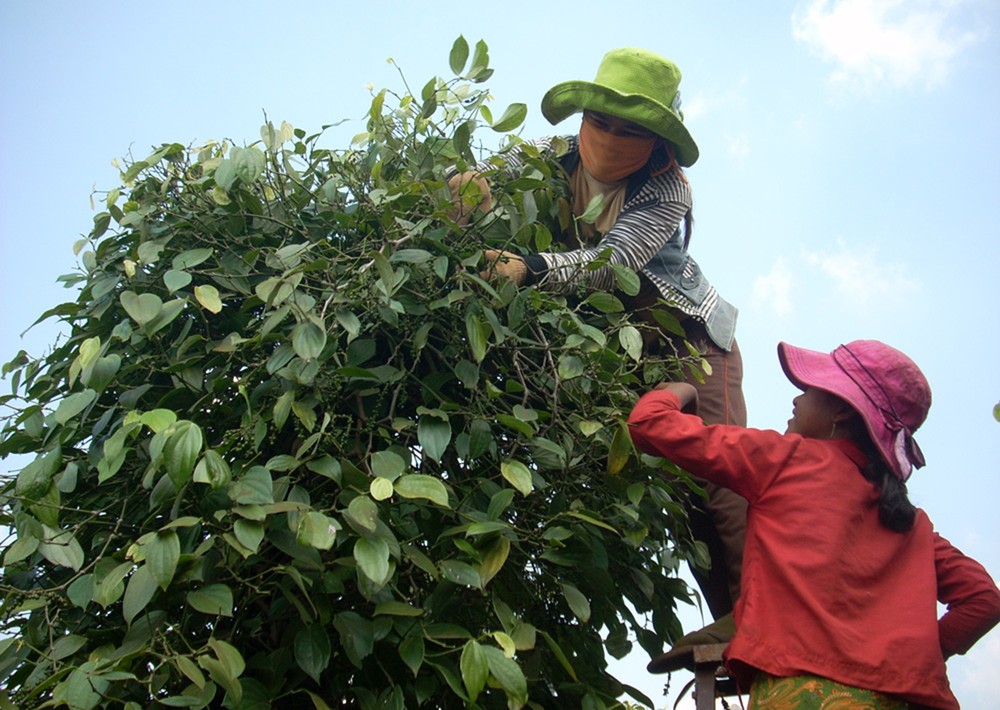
120 291 163 325
394 474 450 508
460 640 488 702
501 460 532 496
194 284 223 313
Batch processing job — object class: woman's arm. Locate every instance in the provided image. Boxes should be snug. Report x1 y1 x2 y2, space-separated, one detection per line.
934 531 1000 658
533 172 690 293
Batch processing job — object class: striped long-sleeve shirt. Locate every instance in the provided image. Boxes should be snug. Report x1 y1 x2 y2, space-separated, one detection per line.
490 135 738 350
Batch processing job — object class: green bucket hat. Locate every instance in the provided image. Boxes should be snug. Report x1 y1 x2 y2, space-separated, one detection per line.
541 48 699 167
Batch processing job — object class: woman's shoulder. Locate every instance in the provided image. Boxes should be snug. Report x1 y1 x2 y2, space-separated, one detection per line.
630 162 692 206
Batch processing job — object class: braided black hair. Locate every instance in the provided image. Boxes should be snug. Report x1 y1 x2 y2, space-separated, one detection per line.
858 444 917 533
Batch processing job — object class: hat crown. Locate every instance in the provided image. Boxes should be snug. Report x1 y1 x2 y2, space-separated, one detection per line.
834 340 931 434
540 47 700 166
592 48 683 113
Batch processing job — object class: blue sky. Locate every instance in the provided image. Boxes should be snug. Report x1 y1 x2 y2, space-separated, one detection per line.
2 1 998 707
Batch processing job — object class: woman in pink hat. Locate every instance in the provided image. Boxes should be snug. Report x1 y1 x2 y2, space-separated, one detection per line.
453 47 749 656
628 340 1000 708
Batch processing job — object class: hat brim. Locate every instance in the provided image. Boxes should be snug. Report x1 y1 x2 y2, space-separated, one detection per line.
541 81 699 167
777 342 904 479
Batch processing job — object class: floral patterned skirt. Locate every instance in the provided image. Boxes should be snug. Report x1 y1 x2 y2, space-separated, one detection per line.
748 672 911 709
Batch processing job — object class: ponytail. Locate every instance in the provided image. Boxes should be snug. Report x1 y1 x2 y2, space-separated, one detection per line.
860 458 917 533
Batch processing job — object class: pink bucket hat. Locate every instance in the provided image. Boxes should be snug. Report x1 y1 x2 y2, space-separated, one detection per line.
777 340 931 481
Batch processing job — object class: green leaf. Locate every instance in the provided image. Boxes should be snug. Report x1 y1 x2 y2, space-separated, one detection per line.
292 319 327 360
394 474 450 508
619 324 643 362
173 654 206 689
229 466 274 505
296 511 340 550
579 194 605 223
468 39 492 80
15 447 61 500
164 269 192 293
539 630 579 681
399 635 425 676
491 103 527 132
50 634 88 661
346 495 378 533
66 575 94 609
163 421 203 487
370 477 393 501
561 582 591 623
231 145 266 184
54 389 97 425
610 263 641 296
194 284 223 313
449 35 469 75
147 530 180 589
478 535 510 587
140 408 177 432
193 449 232 488
38 525 84 571
501 460 533 496
188 583 234 616
607 420 634 475
335 309 362 341
417 413 451 463
374 600 423 617
370 450 405 480
120 290 163 325
94 560 131 608
123 564 157 624
234 519 264 554
295 624 331 684
333 612 374 668
464 312 488 363
583 291 624 313
460 640 488 702
557 354 584 381
354 536 391 586
482 645 528 707
172 247 214 270
3 534 39 565
439 560 481 587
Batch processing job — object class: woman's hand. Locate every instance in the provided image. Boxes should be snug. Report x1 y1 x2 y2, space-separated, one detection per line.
654 382 699 414
447 171 492 226
479 250 527 286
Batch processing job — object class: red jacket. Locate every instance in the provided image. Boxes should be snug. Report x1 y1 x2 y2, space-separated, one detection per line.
629 390 1000 709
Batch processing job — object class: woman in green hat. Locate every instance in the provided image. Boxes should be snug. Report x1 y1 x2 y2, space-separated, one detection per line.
454 47 748 668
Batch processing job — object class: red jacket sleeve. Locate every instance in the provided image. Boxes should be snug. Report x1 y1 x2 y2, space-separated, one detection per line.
627 389 794 503
934 530 1000 657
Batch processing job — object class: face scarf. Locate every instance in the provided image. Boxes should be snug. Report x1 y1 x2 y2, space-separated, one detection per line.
578 118 657 182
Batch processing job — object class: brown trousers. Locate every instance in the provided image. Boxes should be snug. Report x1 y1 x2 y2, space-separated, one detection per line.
679 332 747 618
624 284 748 619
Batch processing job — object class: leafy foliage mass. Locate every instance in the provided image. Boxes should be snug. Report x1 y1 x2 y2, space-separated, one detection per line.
0 38 707 709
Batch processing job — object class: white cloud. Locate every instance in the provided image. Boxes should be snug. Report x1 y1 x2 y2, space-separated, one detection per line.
752 258 795 318
802 240 920 307
791 0 985 91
